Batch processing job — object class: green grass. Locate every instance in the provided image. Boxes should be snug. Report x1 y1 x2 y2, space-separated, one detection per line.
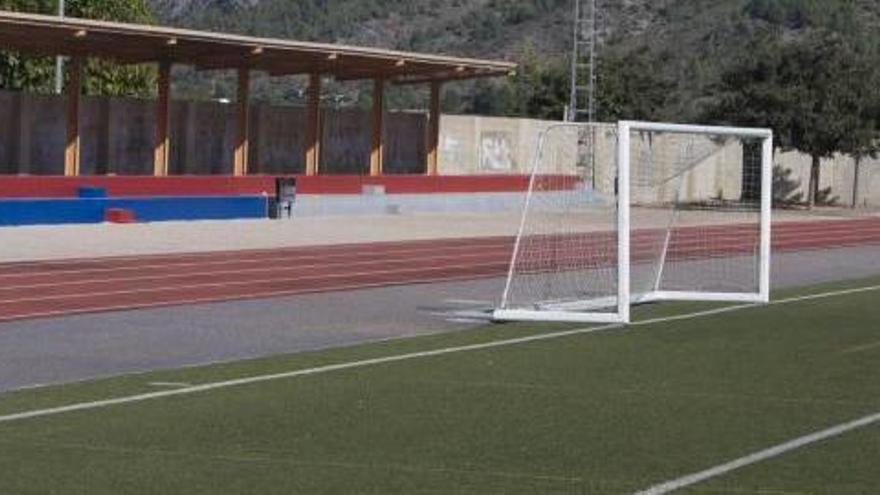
1 277 880 494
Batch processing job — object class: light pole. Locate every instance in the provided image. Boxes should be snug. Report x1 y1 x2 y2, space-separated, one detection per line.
54 0 65 94
567 0 597 123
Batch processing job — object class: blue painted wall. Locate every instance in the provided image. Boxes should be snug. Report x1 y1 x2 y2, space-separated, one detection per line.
0 196 268 226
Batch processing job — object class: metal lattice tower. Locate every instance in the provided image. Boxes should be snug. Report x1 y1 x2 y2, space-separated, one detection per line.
567 0 597 122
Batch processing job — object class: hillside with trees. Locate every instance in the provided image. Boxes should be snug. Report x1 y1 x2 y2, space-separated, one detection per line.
3 0 877 119
143 2 880 115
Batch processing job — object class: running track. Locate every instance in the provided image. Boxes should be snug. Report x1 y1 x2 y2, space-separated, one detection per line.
0 218 877 322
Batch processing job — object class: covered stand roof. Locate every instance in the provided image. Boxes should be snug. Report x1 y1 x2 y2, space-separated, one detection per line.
0 10 516 84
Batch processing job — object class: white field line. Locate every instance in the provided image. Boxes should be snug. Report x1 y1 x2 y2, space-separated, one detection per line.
442 299 495 306
0 284 878 426
841 340 880 355
444 317 491 324
633 411 880 495
147 382 192 388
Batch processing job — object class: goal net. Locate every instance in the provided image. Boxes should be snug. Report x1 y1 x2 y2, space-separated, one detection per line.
494 121 773 324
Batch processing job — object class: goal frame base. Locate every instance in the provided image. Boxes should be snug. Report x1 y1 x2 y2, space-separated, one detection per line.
491 309 627 324
491 290 768 324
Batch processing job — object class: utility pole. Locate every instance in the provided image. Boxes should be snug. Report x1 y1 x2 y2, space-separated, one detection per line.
54 0 66 94
567 0 597 122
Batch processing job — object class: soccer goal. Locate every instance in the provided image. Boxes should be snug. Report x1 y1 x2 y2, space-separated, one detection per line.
493 121 773 324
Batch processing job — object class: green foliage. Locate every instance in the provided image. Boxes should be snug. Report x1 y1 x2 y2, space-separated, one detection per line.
0 0 157 96
448 46 568 120
153 0 880 133
745 0 859 30
707 26 879 206
596 47 677 122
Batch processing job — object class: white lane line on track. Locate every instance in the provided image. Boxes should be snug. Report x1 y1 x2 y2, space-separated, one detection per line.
633 411 880 495
1 225 874 281
0 236 516 267
0 249 514 293
0 241 514 281
0 272 505 323
4 234 875 302
1 283 878 425
0 239 762 289
0 220 873 276
0 261 509 305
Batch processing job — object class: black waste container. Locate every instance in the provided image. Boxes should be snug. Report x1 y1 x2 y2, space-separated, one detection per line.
273 177 296 219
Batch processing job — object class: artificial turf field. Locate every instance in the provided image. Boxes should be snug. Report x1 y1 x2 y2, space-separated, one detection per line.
1 276 879 494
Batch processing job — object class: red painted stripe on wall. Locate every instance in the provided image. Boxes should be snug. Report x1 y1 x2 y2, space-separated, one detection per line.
0 176 277 198
295 175 578 194
0 174 579 198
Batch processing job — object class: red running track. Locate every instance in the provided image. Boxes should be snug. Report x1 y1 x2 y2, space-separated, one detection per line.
0 218 877 322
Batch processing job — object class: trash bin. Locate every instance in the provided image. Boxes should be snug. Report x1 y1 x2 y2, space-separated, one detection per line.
273 177 296 219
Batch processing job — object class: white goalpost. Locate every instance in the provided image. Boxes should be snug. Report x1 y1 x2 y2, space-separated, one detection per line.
493 121 773 324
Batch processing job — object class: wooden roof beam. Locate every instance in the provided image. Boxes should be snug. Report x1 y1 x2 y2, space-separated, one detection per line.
332 61 454 82
0 10 517 82
392 68 515 85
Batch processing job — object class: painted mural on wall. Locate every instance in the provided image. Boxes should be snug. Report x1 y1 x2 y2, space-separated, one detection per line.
440 134 465 171
479 131 515 172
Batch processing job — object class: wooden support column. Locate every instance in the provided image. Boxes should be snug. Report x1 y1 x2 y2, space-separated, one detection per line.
233 67 250 176
304 73 322 176
369 78 385 177
426 81 442 176
64 56 82 177
153 59 172 176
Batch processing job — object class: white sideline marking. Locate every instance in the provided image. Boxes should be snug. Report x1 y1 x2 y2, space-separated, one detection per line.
147 382 192 388
444 317 490 324
841 340 880 355
633 411 880 495
0 284 878 426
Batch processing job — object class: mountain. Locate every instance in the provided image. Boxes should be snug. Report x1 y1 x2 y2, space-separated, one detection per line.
145 0 880 120
148 0 878 58
147 0 687 62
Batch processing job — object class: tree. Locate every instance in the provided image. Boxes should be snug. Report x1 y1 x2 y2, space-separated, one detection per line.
846 92 880 208
597 46 676 122
707 27 880 207
459 45 568 120
745 0 859 31
0 0 157 97
843 32 880 208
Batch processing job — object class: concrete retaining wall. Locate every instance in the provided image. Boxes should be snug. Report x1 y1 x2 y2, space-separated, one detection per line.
439 115 879 207
775 152 880 207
